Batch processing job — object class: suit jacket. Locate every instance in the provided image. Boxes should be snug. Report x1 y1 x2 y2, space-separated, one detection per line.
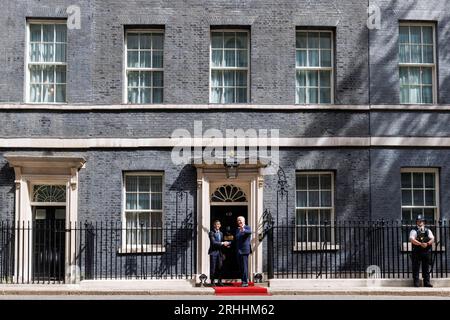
235 225 252 255
208 230 225 256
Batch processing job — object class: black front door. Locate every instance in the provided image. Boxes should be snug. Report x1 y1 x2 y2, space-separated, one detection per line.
33 207 66 281
210 205 248 279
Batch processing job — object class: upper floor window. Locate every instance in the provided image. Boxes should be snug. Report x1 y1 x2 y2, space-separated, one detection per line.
296 172 334 246
210 30 249 103
123 173 164 248
296 30 333 104
399 23 436 104
27 21 67 103
125 30 164 104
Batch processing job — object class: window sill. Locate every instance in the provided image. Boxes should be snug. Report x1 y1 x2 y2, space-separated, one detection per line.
117 245 166 254
293 242 340 252
401 243 446 252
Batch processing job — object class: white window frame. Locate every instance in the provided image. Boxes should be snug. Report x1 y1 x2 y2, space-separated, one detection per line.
209 29 250 104
121 172 165 253
295 29 334 105
25 19 68 104
123 29 164 104
400 168 440 251
294 171 338 251
398 22 437 105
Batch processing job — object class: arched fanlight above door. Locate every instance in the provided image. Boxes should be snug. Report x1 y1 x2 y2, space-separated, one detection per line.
211 184 247 202
32 185 66 203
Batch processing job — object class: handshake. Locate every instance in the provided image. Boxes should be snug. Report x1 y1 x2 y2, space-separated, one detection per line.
221 241 231 247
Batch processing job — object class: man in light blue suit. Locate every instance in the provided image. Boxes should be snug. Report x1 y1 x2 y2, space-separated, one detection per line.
235 216 251 287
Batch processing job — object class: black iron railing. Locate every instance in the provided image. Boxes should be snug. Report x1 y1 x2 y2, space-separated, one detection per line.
0 220 196 284
267 220 450 279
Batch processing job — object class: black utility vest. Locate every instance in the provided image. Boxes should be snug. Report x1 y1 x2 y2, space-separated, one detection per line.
412 226 432 252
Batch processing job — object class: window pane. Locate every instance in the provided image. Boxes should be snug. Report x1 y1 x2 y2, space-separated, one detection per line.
308 50 319 67
128 71 139 87
140 51 151 68
55 24 66 42
422 86 432 104
410 26 421 44
425 190 435 206
151 176 162 192
126 176 138 191
422 27 433 44
153 71 163 87
42 66 54 83
224 70 235 87
30 24 41 42
308 210 319 224
320 50 331 67
235 32 248 49
296 50 307 67
320 191 331 207
308 88 318 103
400 87 409 104
425 173 435 188
55 66 66 83
413 172 423 188
152 33 164 50
151 193 162 210
153 88 163 103
236 50 248 67
55 43 66 62
151 212 163 227
236 88 247 103
127 34 139 49
399 26 409 43
55 84 66 102
138 176 150 192
399 67 408 85
296 191 307 207
211 32 223 48
319 70 331 87
42 44 54 62
236 70 247 86
422 68 432 85
128 88 139 103
413 190 424 206
399 44 410 63
140 34 151 49
224 33 235 48
320 174 331 189
296 87 306 104
423 208 435 223
409 86 420 103
140 71 151 87
224 50 235 67
296 32 307 48
138 193 150 210
30 43 41 62
410 45 421 63
320 209 331 223
42 84 54 102
296 70 306 87
320 88 331 104
423 45 434 63
30 65 41 83
308 32 319 48
127 51 139 68
152 50 163 68
320 32 331 49
211 70 222 87
140 88 151 103
42 24 54 42
211 49 223 67
412 208 423 218
211 87 222 103
126 193 137 210
409 68 420 85
309 191 319 207
402 208 412 222
223 88 235 103
307 70 318 87
296 209 306 225
401 172 411 188
402 189 412 206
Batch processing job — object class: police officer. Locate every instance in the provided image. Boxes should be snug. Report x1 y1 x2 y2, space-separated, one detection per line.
409 215 434 287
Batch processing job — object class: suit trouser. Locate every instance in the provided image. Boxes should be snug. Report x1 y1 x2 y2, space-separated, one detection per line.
412 251 431 284
210 254 222 281
237 253 249 283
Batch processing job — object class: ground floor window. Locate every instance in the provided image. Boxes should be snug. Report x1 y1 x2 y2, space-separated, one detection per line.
123 173 163 248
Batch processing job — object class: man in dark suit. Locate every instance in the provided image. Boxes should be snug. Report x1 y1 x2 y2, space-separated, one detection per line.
208 220 230 286
235 216 251 287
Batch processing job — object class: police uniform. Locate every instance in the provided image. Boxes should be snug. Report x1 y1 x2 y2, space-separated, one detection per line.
409 216 434 287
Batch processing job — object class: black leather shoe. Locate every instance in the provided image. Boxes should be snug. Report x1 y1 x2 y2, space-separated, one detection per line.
424 283 433 288
241 282 249 287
